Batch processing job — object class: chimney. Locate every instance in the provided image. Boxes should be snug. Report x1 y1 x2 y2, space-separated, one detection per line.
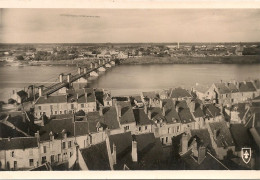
176 106 180 113
181 133 189 154
99 106 103 116
160 100 163 108
49 131 54 141
112 143 117 165
148 110 152 119
116 104 121 118
62 129 67 139
99 59 101 65
77 67 81 75
198 146 206 164
162 106 166 116
189 101 196 113
131 140 138 162
67 73 71 83
90 63 93 69
144 104 148 114
39 86 43 97
76 93 79 100
83 67 87 74
59 73 63 83
35 130 40 143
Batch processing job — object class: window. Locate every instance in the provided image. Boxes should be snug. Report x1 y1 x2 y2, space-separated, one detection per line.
81 104 84 108
62 142 66 149
29 159 34 166
38 106 41 110
55 111 57 115
70 152 73 157
68 141 72 148
11 151 14 157
51 155 55 163
177 126 180 132
107 102 109 106
42 146 47 153
145 126 147 130
58 154 61 162
41 156 46 164
13 161 17 170
166 137 168 143
139 127 141 131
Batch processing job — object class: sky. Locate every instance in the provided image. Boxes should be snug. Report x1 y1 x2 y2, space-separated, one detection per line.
0 9 260 43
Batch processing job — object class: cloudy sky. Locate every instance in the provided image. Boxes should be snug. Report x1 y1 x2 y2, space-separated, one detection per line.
0 9 260 43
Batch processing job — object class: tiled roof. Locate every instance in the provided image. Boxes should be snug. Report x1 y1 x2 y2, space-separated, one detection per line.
230 124 253 151
0 137 38 150
103 107 120 130
116 101 135 125
208 121 235 148
39 118 74 141
170 87 192 99
67 89 85 104
176 100 195 124
149 107 164 121
0 122 26 138
35 95 67 104
193 102 205 118
133 109 153 126
162 99 180 124
74 121 89 136
80 141 111 170
238 82 257 92
214 83 231 94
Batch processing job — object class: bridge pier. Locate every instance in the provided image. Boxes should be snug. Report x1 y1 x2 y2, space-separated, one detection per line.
59 73 63 83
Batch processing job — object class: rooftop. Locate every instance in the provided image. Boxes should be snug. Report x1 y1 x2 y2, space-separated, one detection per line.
116 101 136 125
214 83 231 94
133 108 153 126
102 106 120 130
170 87 192 99
0 137 38 150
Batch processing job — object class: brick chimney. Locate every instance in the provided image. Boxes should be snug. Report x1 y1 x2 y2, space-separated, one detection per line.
77 67 81 75
131 140 138 162
67 73 71 83
112 143 117 165
198 146 206 164
181 133 189 154
59 73 63 83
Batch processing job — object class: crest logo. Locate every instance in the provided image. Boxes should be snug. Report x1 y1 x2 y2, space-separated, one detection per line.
241 147 251 164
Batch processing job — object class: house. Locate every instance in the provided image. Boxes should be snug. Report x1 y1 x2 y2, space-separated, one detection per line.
205 82 232 105
191 100 206 129
115 101 136 133
207 121 235 160
34 88 97 119
133 96 144 108
203 103 223 123
0 137 39 170
102 106 122 135
191 83 209 100
103 93 112 107
133 108 153 134
224 103 249 124
237 81 257 101
169 87 192 100
141 91 160 107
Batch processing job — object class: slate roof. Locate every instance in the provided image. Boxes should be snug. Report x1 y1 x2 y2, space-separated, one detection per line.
67 89 85 104
39 118 74 141
192 102 205 118
80 141 111 170
170 87 192 99
133 109 153 126
190 129 213 150
135 133 164 170
214 83 231 94
149 107 164 121
35 95 67 104
208 121 235 148
108 132 133 170
116 101 135 125
230 124 253 151
0 137 38 150
162 99 180 124
176 101 195 124
0 122 26 138
142 91 158 99
85 88 96 102
204 104 221 118
238 82 257 92
74 121 90 136
102 106 120 130
226 83 239 93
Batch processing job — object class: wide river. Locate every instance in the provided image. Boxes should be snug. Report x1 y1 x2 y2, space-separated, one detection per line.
0 64 259 102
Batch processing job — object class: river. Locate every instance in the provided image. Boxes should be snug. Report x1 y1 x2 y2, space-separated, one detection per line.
0 64 259 102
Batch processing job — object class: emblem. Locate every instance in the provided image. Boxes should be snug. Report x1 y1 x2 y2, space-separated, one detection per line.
241 147 251 164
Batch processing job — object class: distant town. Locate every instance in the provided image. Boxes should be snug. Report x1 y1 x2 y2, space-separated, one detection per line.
0 42 260 67
0 56 259 171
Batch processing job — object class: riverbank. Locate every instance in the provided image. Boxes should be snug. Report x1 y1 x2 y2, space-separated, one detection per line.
119 55 260 65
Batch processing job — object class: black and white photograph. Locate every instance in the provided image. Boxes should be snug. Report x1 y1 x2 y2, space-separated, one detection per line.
0 1 260 178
